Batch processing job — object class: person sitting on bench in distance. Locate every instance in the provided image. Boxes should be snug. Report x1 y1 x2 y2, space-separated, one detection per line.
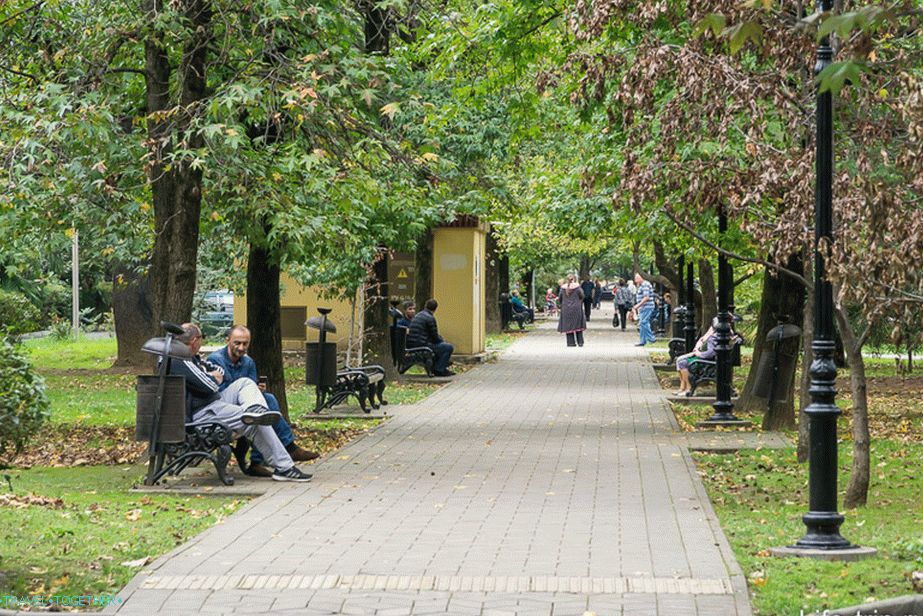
509 290 534 327
396 300 415 328
207 325 319 478
170 323 313 482
674 316 740 397
407 298 455 377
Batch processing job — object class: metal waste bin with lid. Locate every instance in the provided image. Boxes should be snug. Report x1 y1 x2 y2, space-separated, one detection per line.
753 323 802 405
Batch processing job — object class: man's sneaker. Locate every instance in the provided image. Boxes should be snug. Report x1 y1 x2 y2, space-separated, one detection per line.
272 466 313 482
241 406 281 426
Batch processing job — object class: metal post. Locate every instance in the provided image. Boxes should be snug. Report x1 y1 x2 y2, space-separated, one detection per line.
684 262 696 354
705 207 739 423
795 0 852 551
71 229 80 339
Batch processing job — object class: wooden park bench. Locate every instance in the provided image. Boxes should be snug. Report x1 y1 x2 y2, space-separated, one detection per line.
136 323 237 486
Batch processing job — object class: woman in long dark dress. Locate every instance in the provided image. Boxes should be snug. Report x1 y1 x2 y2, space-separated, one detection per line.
557 274 587 347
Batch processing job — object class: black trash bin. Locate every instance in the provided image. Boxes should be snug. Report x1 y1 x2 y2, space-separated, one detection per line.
753 324 802 404
305 342 337 387
672 306 686 339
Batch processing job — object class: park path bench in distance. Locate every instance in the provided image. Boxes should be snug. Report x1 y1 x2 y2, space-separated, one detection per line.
306 308 387 414
388 302 435 377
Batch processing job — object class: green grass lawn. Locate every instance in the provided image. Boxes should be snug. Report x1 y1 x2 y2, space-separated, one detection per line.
696 442 923 615
22 335 119 371
0 465 245 602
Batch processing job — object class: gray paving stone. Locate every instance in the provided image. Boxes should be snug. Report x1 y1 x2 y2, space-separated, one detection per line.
110 309 750 615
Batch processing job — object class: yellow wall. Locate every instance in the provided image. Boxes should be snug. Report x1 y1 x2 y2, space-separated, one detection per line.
432 226 486 355
233 273 360 350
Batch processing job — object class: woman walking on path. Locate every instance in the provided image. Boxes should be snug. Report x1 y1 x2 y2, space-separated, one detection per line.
614 279 632 331
557 274 587 347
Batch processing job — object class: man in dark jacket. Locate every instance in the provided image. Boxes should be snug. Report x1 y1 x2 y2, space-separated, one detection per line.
169 323 313 482
407 299 454 377
580 277 595 320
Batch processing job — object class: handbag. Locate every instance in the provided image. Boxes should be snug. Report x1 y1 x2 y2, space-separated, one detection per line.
612 313 618 328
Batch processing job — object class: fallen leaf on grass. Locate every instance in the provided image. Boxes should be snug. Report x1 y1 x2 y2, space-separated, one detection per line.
125 509 142 521
121 556 151 568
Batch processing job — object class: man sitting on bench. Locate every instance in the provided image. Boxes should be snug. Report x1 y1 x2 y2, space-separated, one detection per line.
509 290 533 329
207 325 319 478
171 323 313 482
407 299 455 377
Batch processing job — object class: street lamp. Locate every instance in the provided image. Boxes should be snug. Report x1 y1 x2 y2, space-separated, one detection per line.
794 0 853 551
703 207 740 423
773 0 873 559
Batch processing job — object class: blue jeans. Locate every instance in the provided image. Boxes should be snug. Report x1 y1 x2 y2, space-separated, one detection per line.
433 342 454 374
638 308 656 345
249 393 294 465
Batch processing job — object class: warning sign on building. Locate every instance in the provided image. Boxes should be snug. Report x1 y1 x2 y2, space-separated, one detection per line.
388 252 415 300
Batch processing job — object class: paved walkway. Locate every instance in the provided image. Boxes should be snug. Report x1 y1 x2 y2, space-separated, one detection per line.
109 307 751 615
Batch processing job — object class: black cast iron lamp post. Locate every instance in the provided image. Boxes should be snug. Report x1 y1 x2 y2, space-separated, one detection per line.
704 206 740 423
794 0 853 551
772 0 872 559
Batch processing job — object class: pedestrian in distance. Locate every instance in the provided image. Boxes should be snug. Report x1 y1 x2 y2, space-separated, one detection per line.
557 274 587 347
580 276 595 321
633 273 657 346
614 279 632 332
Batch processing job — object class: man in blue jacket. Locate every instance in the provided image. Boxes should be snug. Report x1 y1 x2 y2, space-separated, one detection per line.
170 323 312 482
407 299 454 377
208 325 319 477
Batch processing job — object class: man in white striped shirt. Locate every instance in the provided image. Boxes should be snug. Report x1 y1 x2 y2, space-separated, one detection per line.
169 323 312 482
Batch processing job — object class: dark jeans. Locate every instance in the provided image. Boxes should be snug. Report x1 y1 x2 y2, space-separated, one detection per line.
618 304 629 331
583 299 592 320
566 331 585 347
434 342 454 374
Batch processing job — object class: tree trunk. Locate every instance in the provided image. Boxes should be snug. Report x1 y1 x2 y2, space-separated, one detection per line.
736 255 805 430
797 253 814 463
111 265 155 368
120 0 211 365
698 258 717 331
414 229 433 309
362 0 390 54
652 242 679 293
485 231 501 334
499 254 510 297
579 255 593 280
520 268 533 307
246 243 288 420
836 306 871 508
365 249 396 378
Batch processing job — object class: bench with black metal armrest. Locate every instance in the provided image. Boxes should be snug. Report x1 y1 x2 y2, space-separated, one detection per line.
686 334 745 397
135 322 237 486
306 308 388 414
388 302 436 376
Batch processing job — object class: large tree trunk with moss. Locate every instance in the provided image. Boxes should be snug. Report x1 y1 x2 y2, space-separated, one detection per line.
835 305 871 508
736 255 805 430
499 254 510 298
485 231 501 333
365 250 396 378
414 230 433 309
246 243 288 420
114 0 211 366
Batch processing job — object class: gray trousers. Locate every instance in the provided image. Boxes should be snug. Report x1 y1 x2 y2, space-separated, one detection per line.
192 378 294 471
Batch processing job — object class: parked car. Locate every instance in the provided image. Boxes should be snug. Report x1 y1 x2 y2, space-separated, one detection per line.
194 289 234 337
600 283 617 301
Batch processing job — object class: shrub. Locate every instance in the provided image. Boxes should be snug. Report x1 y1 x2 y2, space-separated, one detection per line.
0 336 51 465
0 289 41 336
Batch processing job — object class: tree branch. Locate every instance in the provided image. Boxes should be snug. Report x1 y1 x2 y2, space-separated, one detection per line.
660 207 810 287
